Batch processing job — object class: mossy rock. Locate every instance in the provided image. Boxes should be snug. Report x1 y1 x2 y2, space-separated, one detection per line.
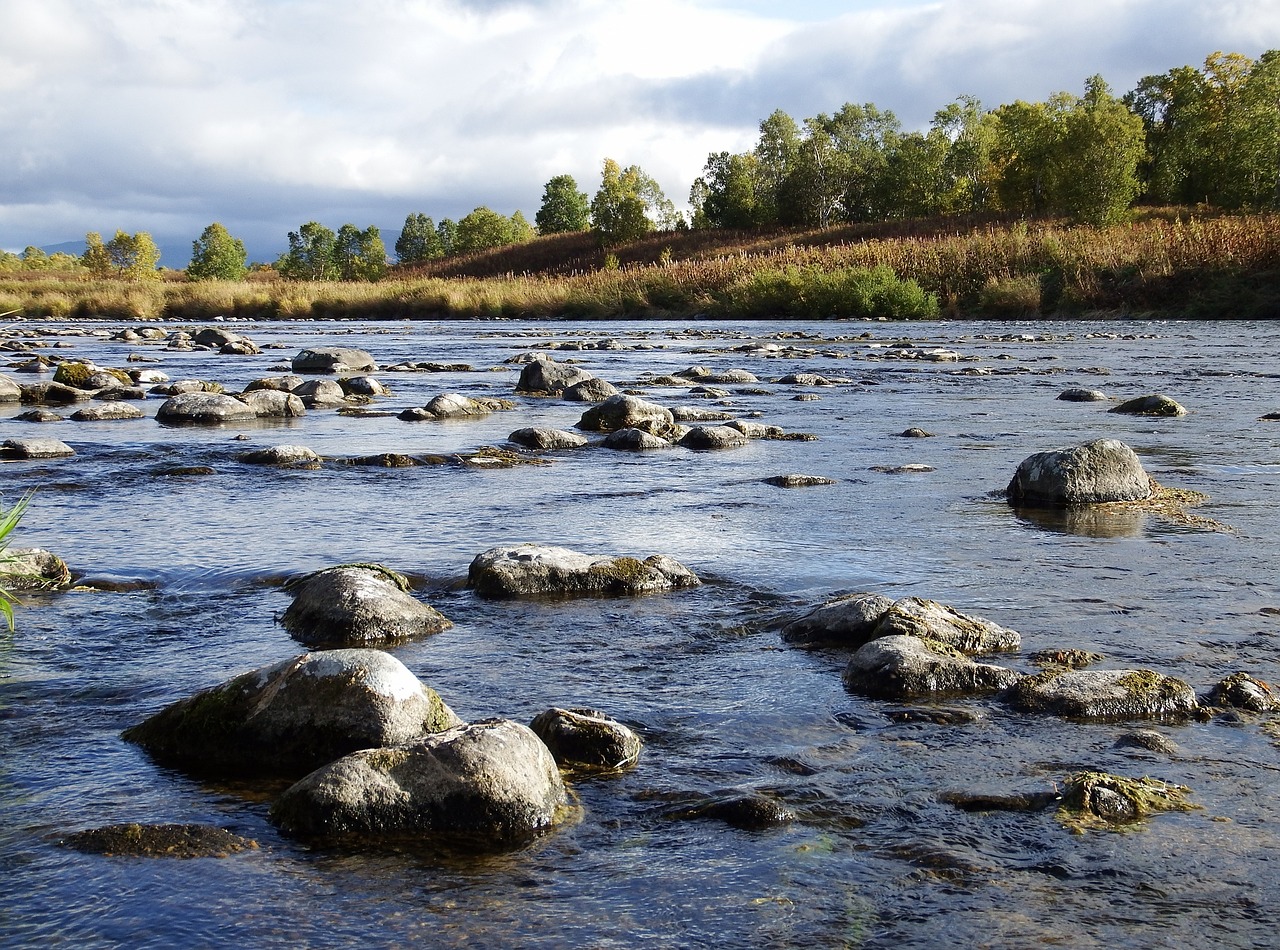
61 823 259 858
1056 771 1198 832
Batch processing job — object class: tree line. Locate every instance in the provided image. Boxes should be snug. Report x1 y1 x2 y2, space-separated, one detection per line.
1 48 1273 283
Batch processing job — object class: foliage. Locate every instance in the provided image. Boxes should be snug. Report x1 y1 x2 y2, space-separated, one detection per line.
713 264 938 319
0 492 32 632
454 207 534 255
278 222 338 280
83 230 161 280
395 213 444 264
334 224 387 281
535 175 590 234
187 222 248 281
591 158 679 245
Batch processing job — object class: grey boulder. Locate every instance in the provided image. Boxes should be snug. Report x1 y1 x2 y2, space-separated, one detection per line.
280 565 452 646
122 649 462 778
842 635 1020 700
782 592 896 647
562 378 620 402
1 438 75 459
156 392 257 425
872 596 1021 654
530 707 642 772
240 444 321 466
679 425 750 450
70 403 145 421
515 358 594 395
508 427 589 450
576 394 674 433
1109 393 1187 417
238 389 307 417
1004 669 1198 720
270 718 570 845
292 347 377 374
468 543 700 598
1006 438 1152 507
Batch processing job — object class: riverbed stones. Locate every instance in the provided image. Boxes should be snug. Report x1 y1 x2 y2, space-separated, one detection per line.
1 438 75 459
529 707 642 772
576 394 674 433
0 373 20 401
156 392 257 425
0 548 72 590
1110 393 1187 417
516 358 594 395
280 565 452 646
842 635 1020 700
269 718 569 845
508 427 589 450
292 347 377 374
1004 668 1198 720
122 649 462 779
237 389 307 417
468 543 700 598
1006 438 1153 506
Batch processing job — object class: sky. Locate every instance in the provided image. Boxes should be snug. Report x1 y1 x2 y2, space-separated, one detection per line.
2 0 1278 265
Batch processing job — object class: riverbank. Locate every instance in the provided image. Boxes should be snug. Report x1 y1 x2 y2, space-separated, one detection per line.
2 211 1277 322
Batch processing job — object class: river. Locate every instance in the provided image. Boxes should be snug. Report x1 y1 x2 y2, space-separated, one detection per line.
2 318 1279 948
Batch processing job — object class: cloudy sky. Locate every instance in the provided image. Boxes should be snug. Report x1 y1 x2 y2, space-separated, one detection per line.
2 0 1278 264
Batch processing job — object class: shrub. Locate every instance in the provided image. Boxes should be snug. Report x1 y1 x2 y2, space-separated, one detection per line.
714 264 938 319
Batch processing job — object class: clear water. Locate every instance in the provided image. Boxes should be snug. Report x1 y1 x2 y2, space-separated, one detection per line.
2 318 1279 948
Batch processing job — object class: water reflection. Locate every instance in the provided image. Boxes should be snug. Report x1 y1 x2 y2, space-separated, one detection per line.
1011 504 1147 538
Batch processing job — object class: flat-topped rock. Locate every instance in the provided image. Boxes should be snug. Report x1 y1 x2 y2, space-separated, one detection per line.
291 347 377 374
468 543 700 598
1005 668 1198 720
156 392 257 425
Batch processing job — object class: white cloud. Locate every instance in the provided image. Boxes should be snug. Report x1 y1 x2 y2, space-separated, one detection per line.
1 0 1278 260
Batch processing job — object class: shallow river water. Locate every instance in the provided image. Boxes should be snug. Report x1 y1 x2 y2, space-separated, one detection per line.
2 317 1279 948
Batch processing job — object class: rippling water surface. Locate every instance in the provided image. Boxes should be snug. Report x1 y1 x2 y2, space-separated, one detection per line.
3 318 1280 948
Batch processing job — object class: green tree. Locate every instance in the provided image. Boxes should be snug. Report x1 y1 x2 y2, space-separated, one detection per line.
877 130 950 219
933 96 999 213
436 218 458 256
991 97 1068 215
333 224 387 281
1056 76 1146 224
187 222 247 281
394 212 443 264
20 247 50 270
278 222 338 280
753 109 802 224
535 175 590 234
83 230 160 280
690 151 760 229
453 207 533 255
590 158 677 244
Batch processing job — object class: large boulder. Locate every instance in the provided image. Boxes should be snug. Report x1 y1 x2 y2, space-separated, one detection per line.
679 425 751 450
193 327 260 354
1109 393 1187 417
529 707 642 772
576 394 674 433
601 428 672 451
562 378 620 403
292 379 347 407
872 597 1021 654
1 438 75 459
468 543 700 598
240 444 321 466
515 358 594 395
291 347 377 374
842 635 1020 700
270 718 570 845
1004 669 1198 720
280 565 452 647
244 375 304 393
782 592 895 647
156 392 257 425
1006 439 1152 507
122 649 462 778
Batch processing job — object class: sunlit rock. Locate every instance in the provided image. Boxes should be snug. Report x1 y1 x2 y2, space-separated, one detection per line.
872 596 1021 654
156 392 256 425
679 425 750 450
842 634 1019 700
516 357 594 395
508 427 589 450
0 548 72 590
270 718 570 845
1109 393 1187 417
1 437 75 458
1006 438 1152 506
280 564 452 646
562 377 620 402
576 394 674 433
122 649 462 778
782 592 895 647
240 444 320 466
468 543 699 598
530 707 642 772
1004 668 1198 720
292 347 377 374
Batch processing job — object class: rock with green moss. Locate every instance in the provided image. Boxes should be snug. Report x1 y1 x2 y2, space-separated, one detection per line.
872 596 1020 654
0 548 72 590
1007 439 1152 507
1207 672 1277 712
1004 668 1198 720
53 361 130 391
1109 393 1188 417
468 543 700 598
122 649 462 779
842 635 1020 700
270 718 570 846
530 707 642 772
280 565 452 646
62 823 259 858
1056 770 1197 829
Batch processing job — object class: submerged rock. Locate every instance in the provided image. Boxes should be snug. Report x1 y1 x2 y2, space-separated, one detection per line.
530 707 642 772
1056 771 1197 829
842 635 1020 700
1004 668 1198 720
122 649 462 778
666 794 793 830
763 473 838 488
61 823 259 858
468 543 700 598
270 718 570 845
1109 393 1187 417
1006 438 1152 507
280 564 452 646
